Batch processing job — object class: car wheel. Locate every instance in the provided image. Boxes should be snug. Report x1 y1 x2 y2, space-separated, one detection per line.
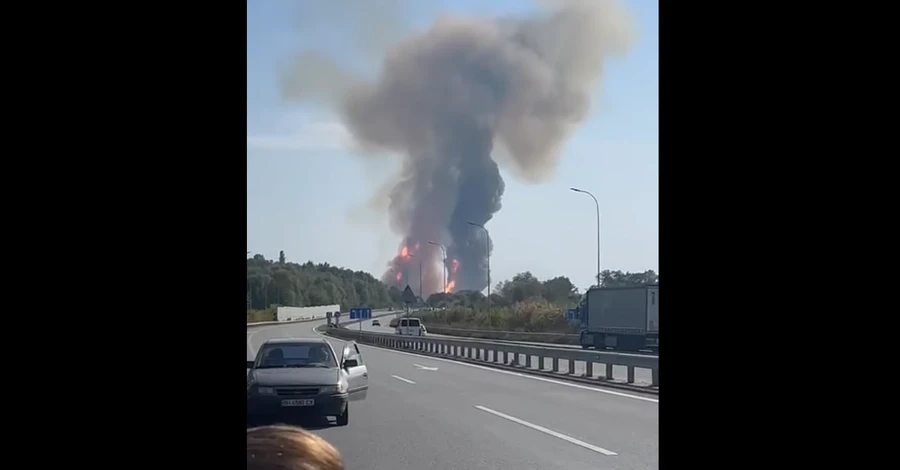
336 405 349 426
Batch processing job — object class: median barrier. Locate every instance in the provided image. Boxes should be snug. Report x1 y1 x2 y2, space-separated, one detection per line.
421 325 580 345
321 326 658 394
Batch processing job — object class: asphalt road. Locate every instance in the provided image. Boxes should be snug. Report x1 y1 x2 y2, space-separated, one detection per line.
247 318 658 470
356 315 656 385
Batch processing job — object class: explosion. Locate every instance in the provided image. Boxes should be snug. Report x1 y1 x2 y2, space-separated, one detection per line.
279 0 636 298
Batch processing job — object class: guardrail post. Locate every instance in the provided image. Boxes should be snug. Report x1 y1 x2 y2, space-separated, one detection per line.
318 327 659 392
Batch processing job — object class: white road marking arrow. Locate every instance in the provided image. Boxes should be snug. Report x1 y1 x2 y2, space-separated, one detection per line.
413 363 439 371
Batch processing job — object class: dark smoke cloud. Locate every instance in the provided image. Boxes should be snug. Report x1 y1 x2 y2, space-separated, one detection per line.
279 0 636 296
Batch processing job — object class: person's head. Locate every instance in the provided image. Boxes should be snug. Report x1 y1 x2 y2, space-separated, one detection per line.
247 425 343 470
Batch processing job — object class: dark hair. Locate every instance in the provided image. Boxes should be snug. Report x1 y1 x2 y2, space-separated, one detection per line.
247 425 344 470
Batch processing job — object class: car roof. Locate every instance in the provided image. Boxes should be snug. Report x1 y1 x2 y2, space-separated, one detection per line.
262 337 328 345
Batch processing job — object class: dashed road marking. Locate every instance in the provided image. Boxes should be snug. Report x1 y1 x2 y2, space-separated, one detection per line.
474 405 617 456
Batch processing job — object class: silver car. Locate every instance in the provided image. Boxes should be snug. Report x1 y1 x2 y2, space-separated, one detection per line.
247 338 369 426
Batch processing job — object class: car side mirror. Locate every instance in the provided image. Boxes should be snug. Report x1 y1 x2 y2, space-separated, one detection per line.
247 360 255 369
343 358 358 368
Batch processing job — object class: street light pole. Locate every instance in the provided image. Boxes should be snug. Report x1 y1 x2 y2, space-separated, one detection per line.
428 241 446 293
570 187 601 287
247 251 252 309
467 222 491 326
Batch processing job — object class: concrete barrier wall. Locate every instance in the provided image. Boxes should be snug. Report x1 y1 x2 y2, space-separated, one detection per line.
276 305 341 322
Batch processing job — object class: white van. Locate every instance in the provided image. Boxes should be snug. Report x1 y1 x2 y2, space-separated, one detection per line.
395 317 426 336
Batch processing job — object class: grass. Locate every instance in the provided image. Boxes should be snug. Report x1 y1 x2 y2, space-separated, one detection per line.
247 307 277 323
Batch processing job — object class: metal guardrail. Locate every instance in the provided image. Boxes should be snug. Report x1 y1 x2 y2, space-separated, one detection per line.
324 327 659 388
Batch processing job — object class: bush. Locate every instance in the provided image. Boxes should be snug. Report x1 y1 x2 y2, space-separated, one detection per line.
247 307 277 323
417 299 572 332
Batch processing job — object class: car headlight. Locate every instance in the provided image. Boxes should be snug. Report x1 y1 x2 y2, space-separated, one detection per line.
321 382 348 394
256 387 276 395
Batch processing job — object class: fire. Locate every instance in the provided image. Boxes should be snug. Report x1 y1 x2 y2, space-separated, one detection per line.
444 280 456 293
400 246 409 258
396 272 402 281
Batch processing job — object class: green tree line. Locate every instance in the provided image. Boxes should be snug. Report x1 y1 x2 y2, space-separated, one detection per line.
247 252 396 314
247 250 656 330
418 269 658 332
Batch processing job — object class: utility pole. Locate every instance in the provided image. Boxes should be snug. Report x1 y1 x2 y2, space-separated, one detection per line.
467 222 491 327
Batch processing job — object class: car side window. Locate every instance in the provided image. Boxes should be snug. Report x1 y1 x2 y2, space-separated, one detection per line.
353 344 365 365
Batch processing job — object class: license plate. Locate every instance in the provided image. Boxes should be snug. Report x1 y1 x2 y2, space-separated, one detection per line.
281 399 315 407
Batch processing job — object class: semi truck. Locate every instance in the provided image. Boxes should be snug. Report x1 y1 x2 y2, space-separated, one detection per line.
576 284 658 352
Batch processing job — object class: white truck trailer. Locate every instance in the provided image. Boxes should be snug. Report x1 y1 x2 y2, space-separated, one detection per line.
577 284 658 352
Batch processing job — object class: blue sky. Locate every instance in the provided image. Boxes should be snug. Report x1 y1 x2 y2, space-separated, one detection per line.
247 0 658 292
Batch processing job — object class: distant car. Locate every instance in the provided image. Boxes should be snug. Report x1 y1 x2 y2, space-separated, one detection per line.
372 319 380 326
247 338 368 427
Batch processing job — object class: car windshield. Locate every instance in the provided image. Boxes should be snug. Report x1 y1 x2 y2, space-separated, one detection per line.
256 343 337 369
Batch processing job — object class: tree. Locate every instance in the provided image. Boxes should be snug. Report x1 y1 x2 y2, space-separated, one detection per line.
542 276 579 305
414 268 655 332
247 256 393 311
599 269 658 288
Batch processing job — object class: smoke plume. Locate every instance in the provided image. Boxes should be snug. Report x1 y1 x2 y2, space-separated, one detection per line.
279 0 636 297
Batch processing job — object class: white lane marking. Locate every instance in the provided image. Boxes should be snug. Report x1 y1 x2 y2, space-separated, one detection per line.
413 364 439 371
391 375 416 384
474 405 617 456
325 334 658 403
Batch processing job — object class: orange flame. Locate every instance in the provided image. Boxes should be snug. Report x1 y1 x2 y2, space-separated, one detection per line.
400 246 409 258
396 272 402 281
445 280 456 293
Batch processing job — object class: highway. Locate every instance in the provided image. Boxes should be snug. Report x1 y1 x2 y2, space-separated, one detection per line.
247 317 658 470
355 314 656 385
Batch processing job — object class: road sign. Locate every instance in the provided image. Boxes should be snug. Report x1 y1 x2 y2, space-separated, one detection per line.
402 285 417 304
349 308 372 320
